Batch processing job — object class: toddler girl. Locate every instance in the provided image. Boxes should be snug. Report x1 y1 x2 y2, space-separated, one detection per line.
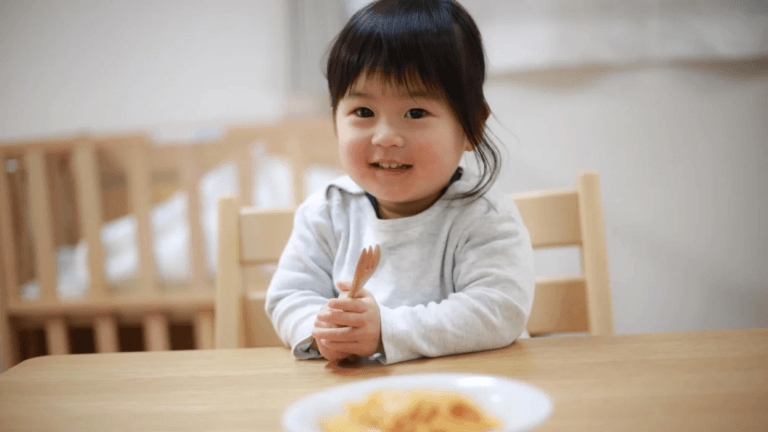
265 0 534 364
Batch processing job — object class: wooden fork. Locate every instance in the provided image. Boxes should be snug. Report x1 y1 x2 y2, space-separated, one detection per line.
347 244 381 298
337 244 380 365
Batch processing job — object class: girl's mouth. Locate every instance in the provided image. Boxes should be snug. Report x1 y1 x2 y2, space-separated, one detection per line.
370 162 412 170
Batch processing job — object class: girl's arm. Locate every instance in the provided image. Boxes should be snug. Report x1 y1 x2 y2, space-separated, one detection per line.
379 214 535 364
264 200 337 358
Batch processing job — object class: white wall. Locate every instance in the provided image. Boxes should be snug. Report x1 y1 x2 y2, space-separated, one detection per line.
0 0 288 140
486 60 768 334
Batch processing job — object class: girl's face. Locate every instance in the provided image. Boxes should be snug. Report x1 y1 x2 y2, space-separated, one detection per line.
335 74 472 219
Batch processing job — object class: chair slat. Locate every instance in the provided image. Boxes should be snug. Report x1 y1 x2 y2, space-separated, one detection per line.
180 147 207 291
24 149 58 301
14 169 36 285
214 197 243 349
0 157 19 369
47 154 67 248
93 314 119 353
239 208 295 264
0 152 19 300
127 141 157 294
143 312 170 351
7 292 213 317
193 310 214 350
0 154 19 301
44 317 69 355
526 276 589 336
576 172 615 335
72 142 108 298
513 189 581 248
0 154 20 371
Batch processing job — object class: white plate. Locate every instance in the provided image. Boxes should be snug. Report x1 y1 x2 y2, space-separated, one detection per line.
282 373 553 432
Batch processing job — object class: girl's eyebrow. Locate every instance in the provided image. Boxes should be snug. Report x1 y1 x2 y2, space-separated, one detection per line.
346 91 373 99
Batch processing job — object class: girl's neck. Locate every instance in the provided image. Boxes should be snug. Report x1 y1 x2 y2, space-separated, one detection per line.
377 193 441 219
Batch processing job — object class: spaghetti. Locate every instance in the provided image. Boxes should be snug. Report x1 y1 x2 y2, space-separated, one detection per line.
320 389 503 432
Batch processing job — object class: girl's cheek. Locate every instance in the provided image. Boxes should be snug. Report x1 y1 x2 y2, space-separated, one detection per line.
345 137 367 157
339 140 365 172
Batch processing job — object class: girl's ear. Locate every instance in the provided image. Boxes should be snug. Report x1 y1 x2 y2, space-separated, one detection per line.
464 137 473 152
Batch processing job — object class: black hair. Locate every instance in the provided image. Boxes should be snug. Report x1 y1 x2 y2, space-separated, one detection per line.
326 0 501 200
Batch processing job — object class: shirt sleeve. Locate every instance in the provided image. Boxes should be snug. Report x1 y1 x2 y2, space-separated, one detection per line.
377 212 535 364
264 199 337 359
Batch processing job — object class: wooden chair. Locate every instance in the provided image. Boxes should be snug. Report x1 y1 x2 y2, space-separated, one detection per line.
0 118 342 371
0 135 223 372
213 171 615 349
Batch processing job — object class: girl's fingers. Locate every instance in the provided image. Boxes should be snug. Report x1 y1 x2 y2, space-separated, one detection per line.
312 326 356 342
313 318 336 328
327 298 367 313
336 281 353 292
320 340 359 352
317 339 348 361
316 309 365 328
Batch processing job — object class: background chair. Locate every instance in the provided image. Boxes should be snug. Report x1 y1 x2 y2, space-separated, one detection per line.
213 170 614 349
0 118 341 371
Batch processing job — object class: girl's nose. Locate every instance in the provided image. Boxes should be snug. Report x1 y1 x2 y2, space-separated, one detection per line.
371 122 404 147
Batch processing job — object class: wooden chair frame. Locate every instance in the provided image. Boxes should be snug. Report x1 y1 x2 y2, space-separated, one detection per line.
214 171 615 349
0 118 340 371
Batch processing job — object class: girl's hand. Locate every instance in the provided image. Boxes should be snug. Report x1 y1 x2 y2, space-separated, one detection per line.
312 301 349 362
312 281 383 359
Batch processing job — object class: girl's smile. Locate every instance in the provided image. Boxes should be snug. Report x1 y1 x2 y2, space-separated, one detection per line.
335 75 472 219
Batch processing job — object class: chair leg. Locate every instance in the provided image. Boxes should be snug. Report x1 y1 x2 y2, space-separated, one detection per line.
193 310 214 350
143 312 170 351
94 314 119 353
45 317 70 355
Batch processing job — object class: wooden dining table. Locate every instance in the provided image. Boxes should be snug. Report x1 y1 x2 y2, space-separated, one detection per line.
0 328 766 431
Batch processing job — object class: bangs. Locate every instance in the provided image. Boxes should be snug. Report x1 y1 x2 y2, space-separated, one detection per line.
349 68 447 101
328 0 464 113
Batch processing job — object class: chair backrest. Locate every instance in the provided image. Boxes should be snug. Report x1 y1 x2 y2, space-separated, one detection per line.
225 118 341 204
213 171 614 349
214 197 291 349
514 171 614 336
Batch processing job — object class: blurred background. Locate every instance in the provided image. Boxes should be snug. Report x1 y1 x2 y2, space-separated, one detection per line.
0 0 766 349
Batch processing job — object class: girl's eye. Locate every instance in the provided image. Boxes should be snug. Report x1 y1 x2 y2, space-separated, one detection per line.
354 107 374 117
405 108 427 119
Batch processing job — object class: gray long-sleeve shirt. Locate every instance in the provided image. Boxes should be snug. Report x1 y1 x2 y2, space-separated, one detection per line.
264 172 535 364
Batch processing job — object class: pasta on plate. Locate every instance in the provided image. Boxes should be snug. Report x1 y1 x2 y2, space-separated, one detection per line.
320 389 503 432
